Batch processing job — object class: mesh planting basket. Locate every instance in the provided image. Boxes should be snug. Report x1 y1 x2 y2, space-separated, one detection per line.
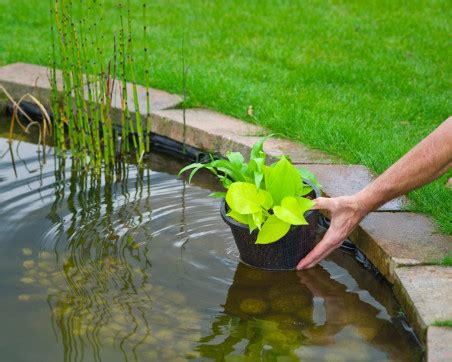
220 182 320 270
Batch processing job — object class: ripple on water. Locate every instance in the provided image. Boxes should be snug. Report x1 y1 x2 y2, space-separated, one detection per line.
0 135 423 361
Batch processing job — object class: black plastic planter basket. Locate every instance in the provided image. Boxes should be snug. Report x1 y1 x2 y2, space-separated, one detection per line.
220 182 320 271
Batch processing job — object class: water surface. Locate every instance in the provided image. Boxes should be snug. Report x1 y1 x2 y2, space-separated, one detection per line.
0 126 422 361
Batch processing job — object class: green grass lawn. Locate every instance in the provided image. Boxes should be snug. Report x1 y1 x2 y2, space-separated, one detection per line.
433 320 452 328
0 0 451 233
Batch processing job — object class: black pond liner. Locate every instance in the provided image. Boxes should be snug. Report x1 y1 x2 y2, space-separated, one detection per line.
220 182 320 270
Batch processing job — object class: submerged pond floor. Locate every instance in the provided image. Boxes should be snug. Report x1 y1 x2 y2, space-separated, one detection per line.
0 125 422 361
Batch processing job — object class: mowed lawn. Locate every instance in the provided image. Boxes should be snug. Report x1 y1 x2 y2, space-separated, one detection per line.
0 0 451 234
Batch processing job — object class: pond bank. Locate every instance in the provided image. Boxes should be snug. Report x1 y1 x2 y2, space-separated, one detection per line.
0 62 450 359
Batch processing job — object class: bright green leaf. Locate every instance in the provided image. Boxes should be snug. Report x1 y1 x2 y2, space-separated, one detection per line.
247 214 258 233
179 162 215 183
257 189 273 210
226 182 273 215
248 158 265 189
264 156 303 205
221 177 233 189
255 214 290 244
188 164 205 183
250 134 274 160
227 151 245 167
209 192 226 198
299 186 313 196
273 196 308 225
247 159 257 173
226 182 263 214
211 159 245 182
254 172 264 189
248 157 264 172
295 196 316 213
296 167 322 190
178 163 202 176
252 209 264 230
243 175 255 184
227 210 249 225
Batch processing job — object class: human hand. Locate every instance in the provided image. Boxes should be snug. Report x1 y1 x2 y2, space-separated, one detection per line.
296 195 367 270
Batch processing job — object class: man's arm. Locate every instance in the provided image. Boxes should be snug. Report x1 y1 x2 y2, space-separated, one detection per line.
297 117 452 270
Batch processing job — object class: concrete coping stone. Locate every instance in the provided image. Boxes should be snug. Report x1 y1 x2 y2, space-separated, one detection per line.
393 266 452 343
427 327 452 362
0 62 182 111
353 212 451 283
152 109 338 164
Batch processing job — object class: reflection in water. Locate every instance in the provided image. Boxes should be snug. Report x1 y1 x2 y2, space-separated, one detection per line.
197 264 313 360
19 161 203 361
0 132 422 361
197 262 421 361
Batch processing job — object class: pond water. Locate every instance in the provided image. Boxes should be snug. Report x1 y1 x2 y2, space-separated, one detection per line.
0 125 422 361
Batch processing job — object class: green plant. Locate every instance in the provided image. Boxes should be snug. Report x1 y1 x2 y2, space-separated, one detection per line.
48 0 150 170
179 136 321 244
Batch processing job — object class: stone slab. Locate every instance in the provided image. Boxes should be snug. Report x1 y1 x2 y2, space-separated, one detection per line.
353 213 451 283
0 62 182 111
152 109 337 164
393 266 452 342
427 327 452 362
0 63 59 107
299 164 406 211
151 108 263 159
235 136 338 164
104 79 183 113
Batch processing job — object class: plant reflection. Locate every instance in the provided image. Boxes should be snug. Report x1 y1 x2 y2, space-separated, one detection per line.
196 261 421 361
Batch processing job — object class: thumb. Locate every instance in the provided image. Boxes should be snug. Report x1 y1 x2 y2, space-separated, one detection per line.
312 197 332 211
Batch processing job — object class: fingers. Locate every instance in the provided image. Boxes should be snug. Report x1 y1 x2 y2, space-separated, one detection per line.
296 230 342 270
298 195 359 270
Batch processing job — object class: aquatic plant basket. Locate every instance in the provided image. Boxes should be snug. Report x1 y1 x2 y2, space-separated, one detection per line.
220 182 320 270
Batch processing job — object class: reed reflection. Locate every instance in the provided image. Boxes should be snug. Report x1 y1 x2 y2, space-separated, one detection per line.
20 159 201 361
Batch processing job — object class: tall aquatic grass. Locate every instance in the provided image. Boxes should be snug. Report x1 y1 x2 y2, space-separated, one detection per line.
49 0 151 171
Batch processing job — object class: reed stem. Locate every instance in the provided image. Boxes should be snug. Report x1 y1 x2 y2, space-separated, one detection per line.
49 0 149 170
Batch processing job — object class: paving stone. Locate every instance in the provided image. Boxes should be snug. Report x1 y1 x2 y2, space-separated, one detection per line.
0 63 59 107
152 109 337 164
299 164 406 211
266 138 337 164
393 266 452 342
0 62 182 111
151 109 263 159
353 213 451 283
427 327 452 362
153 108 264 137
245 137 337 164
106 79 182 112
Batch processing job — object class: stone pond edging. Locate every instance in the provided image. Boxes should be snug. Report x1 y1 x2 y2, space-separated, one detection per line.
0 63 450 358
